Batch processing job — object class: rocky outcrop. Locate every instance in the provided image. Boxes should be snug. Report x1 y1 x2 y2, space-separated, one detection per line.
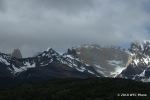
117 41 150 82
11 49 22 58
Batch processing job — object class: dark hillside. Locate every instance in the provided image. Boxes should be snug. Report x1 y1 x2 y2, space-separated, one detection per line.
0 78 149 100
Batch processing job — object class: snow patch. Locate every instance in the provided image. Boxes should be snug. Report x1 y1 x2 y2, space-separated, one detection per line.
143 57 150 65
65 55 74 59
76 67 86 72
47 48 51 51
94 64 104 70
88 70 95 74
12 65 23 73
110 62 126 77
0 57 10 65
24 62 35 68
133 59 139 65
108 60 122 66
139 70 146 77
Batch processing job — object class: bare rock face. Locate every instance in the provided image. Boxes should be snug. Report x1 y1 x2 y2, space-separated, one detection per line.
11 48 22 58
73 44 128 77
117 41 150 82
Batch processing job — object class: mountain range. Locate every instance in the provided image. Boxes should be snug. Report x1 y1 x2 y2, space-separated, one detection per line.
0 41 150 83
0 48 102 81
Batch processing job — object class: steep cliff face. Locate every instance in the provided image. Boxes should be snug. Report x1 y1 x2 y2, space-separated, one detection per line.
73 44 128 77
11 49 22 58
118 41 150 82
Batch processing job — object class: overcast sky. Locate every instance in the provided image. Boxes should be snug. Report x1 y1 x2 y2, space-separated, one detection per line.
0 0 150 57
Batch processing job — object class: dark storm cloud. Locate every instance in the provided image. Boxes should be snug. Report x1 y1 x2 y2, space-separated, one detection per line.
33 0 95 14
0 0 150 57
142 0 150 13
0 0 5 12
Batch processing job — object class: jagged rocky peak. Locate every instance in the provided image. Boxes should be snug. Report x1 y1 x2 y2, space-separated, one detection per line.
67 48 78 58
38 48 60 59
33 48 57 57
46 48 59 55
117 40 150 82
11 48 22 58
129 40 150 56
127 41 150 66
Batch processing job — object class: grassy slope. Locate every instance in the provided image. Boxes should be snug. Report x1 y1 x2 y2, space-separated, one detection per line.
0 78 149 100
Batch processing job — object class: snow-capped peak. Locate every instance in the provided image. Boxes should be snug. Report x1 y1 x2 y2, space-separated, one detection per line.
46 47 51 51
143 40 150 44
0 48 100 78
38 48 60 58
118 41 150 82
62 50 103 77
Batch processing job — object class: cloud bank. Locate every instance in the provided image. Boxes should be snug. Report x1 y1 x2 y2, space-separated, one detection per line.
0 0 150 57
